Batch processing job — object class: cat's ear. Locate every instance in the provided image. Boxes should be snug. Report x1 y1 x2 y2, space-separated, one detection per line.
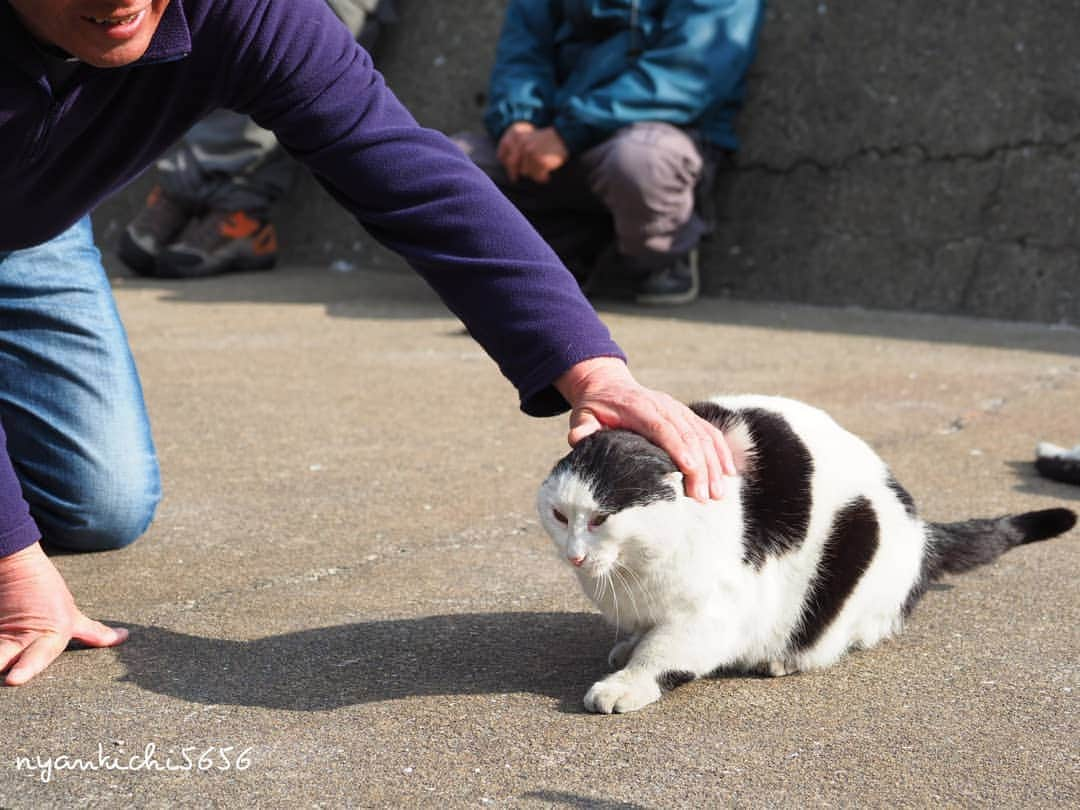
663 471 684 497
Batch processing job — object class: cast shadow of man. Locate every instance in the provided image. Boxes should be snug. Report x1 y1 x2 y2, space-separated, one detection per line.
111 611 611 713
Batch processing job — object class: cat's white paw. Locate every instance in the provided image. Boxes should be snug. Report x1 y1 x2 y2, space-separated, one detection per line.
767 660 799 677
607 636 640 670
584 671 662 714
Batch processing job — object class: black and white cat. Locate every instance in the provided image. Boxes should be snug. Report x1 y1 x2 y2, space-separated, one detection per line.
537 394 1076 714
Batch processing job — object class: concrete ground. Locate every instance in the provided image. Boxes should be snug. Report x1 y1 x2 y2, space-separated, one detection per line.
1 260 1077 809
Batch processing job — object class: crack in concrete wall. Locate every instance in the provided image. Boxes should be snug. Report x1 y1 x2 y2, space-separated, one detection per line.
91 0 1080 324
738 133 1080 176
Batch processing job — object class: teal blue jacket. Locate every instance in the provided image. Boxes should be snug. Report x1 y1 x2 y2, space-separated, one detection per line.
484 0 764 154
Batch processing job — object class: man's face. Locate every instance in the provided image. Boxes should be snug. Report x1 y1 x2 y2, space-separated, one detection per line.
8 0 172 68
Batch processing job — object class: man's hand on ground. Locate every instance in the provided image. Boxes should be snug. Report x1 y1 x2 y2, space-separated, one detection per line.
555 357 736 502
0 542 127 686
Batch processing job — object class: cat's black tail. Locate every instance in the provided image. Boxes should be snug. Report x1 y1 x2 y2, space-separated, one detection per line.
924 508 1076 579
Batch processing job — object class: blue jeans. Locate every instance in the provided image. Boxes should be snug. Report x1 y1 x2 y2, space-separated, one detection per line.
0 216 160 551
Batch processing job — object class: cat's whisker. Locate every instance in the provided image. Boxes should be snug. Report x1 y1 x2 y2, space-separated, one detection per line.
616 562 659 622
590 570 605 604
605 572 621 642
611 564 642 624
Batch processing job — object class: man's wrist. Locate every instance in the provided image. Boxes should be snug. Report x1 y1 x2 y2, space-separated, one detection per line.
0 540 44 582
554 356 631 405
0 523 43 561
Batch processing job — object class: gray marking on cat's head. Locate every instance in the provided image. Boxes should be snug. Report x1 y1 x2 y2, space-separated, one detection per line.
549 429 680 516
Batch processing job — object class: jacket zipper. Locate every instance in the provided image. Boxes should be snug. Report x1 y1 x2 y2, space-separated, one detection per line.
27 78 63 163
628 0 642 56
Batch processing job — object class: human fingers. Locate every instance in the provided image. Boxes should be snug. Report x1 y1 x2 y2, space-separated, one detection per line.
3 632 67 686
496 136 519 179
521 156 551 184
499 143 522 182
707 414 737 478
70 614 129 648
497 124 533 181
647 394 713 502
589 387 710 502
691 411 731 500
554 358 728 500
530 154 563 184
0 637 28 682
495 125 524 161
567 406 603 446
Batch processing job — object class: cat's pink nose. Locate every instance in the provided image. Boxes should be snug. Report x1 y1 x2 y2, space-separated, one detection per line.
568 554 587 567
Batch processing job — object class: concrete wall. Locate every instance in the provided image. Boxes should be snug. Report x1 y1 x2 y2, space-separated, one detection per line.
96 1 1080 323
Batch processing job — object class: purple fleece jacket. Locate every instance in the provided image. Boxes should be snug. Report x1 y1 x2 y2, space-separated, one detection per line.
0 0 626 555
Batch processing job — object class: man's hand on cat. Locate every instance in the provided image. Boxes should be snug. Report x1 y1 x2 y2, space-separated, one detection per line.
0 542 128 686
555 357 735 501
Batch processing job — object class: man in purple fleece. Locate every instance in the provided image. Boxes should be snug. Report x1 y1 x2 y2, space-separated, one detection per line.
0 0 734 686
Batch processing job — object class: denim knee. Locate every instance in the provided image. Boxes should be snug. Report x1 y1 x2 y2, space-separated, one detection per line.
37 466 161 553
1 215 161 554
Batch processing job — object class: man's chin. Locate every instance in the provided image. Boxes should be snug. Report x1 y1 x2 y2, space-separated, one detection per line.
74 41 153 68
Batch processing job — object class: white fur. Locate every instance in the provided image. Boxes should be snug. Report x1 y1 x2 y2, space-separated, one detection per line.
536 395 931 714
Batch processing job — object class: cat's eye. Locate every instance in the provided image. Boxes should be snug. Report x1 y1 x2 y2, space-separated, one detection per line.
553 509 568 524
589 514 607 528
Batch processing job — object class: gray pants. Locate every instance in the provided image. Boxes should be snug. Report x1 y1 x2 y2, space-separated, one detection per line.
453 122 721 275
156 0 395 215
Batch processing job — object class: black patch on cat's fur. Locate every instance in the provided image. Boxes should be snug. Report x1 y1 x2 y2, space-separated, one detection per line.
733 408 815 568
657 670 696 691
689 401 744 434
901 565 930 617
886 472 917 517
789 496 880 652
554 429 679 514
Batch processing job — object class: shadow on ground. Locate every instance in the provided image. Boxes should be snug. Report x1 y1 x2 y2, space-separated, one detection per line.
110 611 613 713
520 791 648 810
1006 460 1080 501
106 260 1080 357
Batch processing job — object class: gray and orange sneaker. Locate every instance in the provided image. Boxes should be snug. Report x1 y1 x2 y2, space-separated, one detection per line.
156 209 279 278
118 185 193 276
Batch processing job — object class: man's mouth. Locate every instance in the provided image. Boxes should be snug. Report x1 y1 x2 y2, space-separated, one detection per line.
84 10 144 26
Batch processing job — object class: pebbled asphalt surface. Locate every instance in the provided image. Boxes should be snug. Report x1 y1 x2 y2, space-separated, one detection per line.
1 261 1077 809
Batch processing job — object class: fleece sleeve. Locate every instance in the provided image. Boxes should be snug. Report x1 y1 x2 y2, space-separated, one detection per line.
0 420 40 558
217 0 624 416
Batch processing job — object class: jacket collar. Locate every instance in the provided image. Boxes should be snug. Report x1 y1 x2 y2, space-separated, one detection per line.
137 0 192 65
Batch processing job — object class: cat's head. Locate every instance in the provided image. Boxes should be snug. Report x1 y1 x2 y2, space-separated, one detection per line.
536 429 686 577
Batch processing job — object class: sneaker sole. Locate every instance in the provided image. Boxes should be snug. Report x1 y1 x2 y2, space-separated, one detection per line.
155 251 278 279
117 231 160 276
635 280 701 306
